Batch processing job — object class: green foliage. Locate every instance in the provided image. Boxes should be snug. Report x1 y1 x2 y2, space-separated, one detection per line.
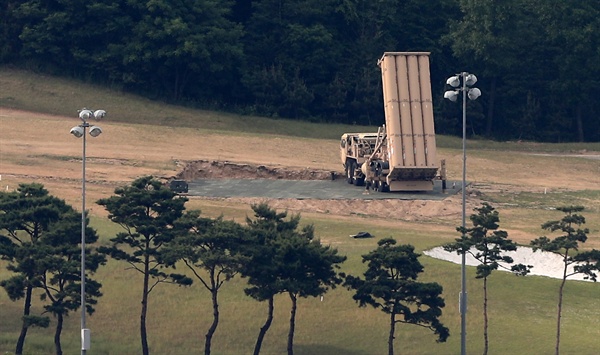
0 274 26 301
4 0 600 140
241 203 346 355
444 0 600 141
0 0 600 142
246 203 346 297
572 250 600 282
444 203 524 278
117 0 243 100
531 206 596 279
530 206 599 355
97 175 190 355
163 211 246 355
345 238 449 355
22 315 49 328
443 203 525 354
0 183 104 354
242 203 302 301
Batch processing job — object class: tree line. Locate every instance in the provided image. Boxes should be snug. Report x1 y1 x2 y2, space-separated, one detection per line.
1 0 599 142
1 178 598 355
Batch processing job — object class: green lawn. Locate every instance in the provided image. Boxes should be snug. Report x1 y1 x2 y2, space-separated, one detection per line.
2 207 599 355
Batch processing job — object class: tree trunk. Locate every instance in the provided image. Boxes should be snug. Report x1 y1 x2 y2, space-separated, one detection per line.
483 276 489 355
388 312 395 355
141 252 150 355
287 293 297 355
171 65 190 102
555 256 569 355
253 296 274 355
205 287 220 355
15 284 33 355
484 76 497 138
54 312 64 355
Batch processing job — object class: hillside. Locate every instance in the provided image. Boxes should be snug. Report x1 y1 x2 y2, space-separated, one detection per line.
0 70 599 355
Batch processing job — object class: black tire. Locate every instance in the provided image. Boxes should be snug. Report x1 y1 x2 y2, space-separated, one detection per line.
354 176 365 186
350 161 365 186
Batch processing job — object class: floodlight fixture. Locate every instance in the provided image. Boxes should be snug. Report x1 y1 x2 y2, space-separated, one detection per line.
93 110 106 120
446 75 460 88
89 126 102 137
79 109 93 121
444 90 459 102
468 87 482 100
70 126 85 138
465 73 478 86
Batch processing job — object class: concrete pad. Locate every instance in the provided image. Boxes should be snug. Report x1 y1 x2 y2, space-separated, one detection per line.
187 179 462 200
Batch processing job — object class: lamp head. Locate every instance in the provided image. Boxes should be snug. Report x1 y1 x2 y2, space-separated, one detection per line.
444 90 459 102
465 74 478 86
468 88 481 100
79 109 93 122
89 125 103 137
70 126 84 138
93 110 106 120
446 75 460 88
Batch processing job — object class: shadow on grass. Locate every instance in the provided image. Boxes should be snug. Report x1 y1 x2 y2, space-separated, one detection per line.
295 344 370 355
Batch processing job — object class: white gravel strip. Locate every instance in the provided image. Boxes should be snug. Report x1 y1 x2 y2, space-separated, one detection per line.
424 246 596 282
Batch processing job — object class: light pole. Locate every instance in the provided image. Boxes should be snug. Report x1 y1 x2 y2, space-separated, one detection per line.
70 108 105 355
444 73 480 355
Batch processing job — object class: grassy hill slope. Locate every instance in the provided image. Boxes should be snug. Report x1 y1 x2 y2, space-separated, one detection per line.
0 67 599 355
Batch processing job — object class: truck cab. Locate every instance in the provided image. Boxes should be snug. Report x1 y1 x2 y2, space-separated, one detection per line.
340 133 379 186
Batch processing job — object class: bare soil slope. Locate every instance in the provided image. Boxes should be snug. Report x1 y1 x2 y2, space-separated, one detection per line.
176 159 334 180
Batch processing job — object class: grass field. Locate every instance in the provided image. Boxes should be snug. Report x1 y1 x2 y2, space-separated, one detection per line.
1 67 599 354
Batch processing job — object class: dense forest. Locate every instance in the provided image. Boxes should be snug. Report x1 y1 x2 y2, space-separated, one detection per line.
1 0 599 142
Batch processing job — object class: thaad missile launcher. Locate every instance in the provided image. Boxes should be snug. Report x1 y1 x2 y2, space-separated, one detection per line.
340 52 441 192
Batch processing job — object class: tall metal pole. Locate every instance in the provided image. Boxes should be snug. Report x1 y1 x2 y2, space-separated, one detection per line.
72 109 103 353
460 72 468 355
81 121 88 355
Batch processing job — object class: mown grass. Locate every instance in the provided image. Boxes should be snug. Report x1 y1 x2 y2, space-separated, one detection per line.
483 189 600 212
2 210 599 355
0 67 370 140
1 67 599 355
437 134 600 152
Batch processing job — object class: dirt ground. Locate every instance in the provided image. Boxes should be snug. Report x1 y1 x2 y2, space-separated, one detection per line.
175 159 466 223
176 159 335 181
1 108 599 245
0 109 463 222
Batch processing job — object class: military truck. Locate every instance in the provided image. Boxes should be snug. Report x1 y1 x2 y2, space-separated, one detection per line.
340 52 440 192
